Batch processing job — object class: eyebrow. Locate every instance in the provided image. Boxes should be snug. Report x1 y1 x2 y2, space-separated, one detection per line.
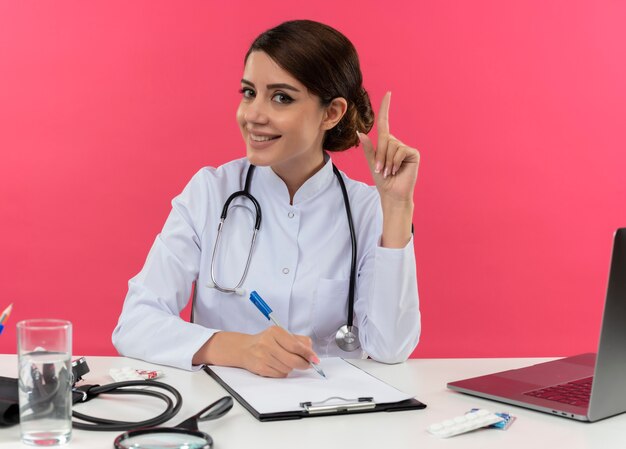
241 79 301 93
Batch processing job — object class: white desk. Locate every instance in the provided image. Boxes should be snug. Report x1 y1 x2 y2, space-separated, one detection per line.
1 355 625 448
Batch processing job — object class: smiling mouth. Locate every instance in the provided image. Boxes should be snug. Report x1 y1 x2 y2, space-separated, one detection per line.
250 134 281 142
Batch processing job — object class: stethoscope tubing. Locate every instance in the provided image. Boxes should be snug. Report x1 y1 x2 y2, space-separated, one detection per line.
219 189 262 229
332 164 357 328
72 380 183 431
209 167 261 295
207 162 359 348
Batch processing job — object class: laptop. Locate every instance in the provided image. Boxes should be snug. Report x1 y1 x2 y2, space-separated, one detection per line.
448 228 626 422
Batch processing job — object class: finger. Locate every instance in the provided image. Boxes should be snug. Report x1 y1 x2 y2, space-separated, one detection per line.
357 132 377 173
257 363 288 378
393 146 420 175
273 329 319 364
375 133 389 176
384 139 400 178
271 344 312 371
266 352 295 374
295 335 313 349
247 348 289 378
254 329 309 373
391 146 406 176
377 91 391 136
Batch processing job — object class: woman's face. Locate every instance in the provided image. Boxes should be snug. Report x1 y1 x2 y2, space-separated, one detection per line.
237 51 327 170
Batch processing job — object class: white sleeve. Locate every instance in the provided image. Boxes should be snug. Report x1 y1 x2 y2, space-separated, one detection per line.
353 204 421 364
112 169 218 371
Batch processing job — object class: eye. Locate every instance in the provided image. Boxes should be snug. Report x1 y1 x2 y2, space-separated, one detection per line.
239 87 255 99
272 92 294 104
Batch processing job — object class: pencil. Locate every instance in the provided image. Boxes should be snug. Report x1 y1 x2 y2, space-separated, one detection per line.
0 303 13 335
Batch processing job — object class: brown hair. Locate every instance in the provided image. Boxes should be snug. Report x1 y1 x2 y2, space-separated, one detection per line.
245 20 374 151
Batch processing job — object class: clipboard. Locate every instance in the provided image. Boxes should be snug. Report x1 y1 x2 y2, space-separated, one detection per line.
203 358 426 421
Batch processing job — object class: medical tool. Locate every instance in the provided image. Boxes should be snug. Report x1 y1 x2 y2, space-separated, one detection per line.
0 356 186 432
72 359 182 432
207 163 361 352
249 290 326 378
207 166 261 296
114 396 233 449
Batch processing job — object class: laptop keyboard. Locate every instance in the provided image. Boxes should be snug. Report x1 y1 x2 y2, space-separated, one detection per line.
523 376 593 407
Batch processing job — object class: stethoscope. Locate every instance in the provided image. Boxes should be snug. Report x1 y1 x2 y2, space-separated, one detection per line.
206 163 361 352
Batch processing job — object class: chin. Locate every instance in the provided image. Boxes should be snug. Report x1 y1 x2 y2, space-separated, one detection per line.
246 148 276 167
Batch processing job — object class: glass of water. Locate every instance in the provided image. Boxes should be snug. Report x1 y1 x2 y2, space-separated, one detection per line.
17 319 72 446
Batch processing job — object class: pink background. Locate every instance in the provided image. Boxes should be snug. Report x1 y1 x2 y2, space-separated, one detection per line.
1 1 625 359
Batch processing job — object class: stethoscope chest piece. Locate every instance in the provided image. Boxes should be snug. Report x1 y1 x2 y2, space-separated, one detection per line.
335 324 360 352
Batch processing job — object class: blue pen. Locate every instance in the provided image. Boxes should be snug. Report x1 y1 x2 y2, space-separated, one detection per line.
249 291 326 379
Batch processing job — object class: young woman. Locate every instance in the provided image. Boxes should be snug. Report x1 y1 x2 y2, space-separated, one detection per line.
113 20 421 378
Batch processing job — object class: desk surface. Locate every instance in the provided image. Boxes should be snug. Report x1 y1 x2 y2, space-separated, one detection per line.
1 354 625 448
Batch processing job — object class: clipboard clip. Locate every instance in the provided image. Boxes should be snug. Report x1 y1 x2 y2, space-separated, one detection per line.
299 396 375 414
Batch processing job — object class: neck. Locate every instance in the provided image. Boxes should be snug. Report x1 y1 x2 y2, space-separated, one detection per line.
272 151 326 204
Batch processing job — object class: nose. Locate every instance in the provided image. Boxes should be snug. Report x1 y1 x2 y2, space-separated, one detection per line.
242 97 269 125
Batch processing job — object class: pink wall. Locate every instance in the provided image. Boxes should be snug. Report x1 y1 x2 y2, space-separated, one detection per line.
1 1 625 359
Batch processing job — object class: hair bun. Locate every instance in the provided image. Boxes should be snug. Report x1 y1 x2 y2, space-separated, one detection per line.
324 87 374 151
355 87 374 133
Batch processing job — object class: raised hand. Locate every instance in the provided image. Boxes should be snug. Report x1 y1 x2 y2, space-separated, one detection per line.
358 92 420 205
358 92 419 247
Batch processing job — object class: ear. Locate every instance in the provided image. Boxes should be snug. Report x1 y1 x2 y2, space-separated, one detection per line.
321 97 348 131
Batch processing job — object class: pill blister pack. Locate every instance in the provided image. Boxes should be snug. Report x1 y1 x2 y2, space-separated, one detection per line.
427 409 505 438
109 367 163 383
470 408 516 430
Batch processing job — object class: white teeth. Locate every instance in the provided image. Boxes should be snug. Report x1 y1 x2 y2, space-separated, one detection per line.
250 134 278 142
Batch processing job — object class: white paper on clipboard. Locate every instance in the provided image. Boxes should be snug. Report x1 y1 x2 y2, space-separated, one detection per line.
208 357 413 414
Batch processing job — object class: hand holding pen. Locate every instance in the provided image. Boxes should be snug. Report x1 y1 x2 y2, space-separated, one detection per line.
249 291 326 379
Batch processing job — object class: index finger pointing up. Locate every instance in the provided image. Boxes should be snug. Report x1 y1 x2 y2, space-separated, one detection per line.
377 91 391 135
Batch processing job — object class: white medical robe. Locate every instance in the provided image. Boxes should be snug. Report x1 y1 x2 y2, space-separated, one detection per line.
112 156 420 370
